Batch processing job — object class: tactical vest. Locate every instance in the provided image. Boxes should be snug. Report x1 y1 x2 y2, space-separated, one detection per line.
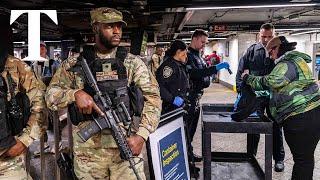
69 46 143 125
0 75 16 150
86 47 130 111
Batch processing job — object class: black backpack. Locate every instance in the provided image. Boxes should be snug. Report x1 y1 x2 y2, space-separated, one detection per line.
0 75 16 150
231 83 257 121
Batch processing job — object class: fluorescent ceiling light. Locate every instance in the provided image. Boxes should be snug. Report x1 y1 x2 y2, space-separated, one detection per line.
157 42 171 44
291 30 320 36
13 41 25 44
277 28 320 31
182 37 226 41
290 0 312 2
186 3 319 10
44 40 62 43
43 40 74 43
208 37 227 40
190 30 208 33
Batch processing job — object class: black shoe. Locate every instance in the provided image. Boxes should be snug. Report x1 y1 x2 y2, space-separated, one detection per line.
189 163 200 178
189 153 203 162
274 161 284 172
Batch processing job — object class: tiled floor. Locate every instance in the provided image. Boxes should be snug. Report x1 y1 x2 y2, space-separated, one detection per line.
193 83 320 180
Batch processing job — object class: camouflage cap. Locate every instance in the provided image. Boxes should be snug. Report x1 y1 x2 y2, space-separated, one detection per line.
90 7 127 26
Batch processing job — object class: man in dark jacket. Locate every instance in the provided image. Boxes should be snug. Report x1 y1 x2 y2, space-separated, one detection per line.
185 29 230 163
235 23 285 172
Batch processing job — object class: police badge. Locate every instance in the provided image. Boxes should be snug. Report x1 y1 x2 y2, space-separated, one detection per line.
163 66 173 78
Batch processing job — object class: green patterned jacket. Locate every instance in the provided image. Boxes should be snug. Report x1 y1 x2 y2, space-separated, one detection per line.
245 51 320 124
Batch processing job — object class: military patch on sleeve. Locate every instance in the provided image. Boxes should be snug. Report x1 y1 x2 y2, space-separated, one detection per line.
163 66 173 78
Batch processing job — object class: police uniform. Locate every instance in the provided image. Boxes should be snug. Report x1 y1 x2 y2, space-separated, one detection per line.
185 47 217 153
45 7 161 180
0 55 46 180
156 57 189 114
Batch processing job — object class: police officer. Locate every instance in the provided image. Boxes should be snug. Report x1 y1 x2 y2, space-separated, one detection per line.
46 7 161 180
235 23 285 172
156 40 188 114
0 13 46 180
185 29 230 163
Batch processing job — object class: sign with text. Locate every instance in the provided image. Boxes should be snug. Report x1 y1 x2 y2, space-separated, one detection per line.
10 10 58 61
213 23 261 32
149 117 190 180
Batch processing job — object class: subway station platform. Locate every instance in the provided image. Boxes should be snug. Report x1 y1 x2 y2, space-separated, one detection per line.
193 83 320 180
28 83 320 180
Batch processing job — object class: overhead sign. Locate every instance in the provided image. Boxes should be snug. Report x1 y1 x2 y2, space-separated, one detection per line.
213 23 261 32
148 116 190 180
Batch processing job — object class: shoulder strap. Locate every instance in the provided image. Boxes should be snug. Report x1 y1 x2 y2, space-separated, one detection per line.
6 72 15 98
82 45 96 64
116 46 128 62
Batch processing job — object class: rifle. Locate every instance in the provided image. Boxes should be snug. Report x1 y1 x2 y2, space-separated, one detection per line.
57 152 77 180
76 57 141 180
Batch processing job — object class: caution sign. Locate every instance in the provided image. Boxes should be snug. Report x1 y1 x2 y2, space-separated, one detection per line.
148 115 190 180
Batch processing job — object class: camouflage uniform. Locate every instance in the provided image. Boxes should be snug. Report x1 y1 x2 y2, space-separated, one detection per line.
245 51 320 124
0 55 46 180
150 53 161 76
45 7 162 180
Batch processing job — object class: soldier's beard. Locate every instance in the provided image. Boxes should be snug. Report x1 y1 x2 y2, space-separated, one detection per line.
98 30 119 49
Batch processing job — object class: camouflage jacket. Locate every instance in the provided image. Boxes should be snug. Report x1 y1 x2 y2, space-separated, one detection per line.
150 53 161 76
45 48 162 142
2 55 46 147
246 51 320 124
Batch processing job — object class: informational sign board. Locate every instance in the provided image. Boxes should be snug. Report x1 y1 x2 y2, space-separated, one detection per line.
148 116 190 180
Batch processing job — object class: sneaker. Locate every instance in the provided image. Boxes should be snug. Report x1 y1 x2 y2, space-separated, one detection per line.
189 153 203 162
189 163 200 178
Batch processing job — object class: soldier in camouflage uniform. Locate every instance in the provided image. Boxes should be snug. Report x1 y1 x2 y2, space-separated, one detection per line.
45 7 161 180
242 36 320 180
0 58 46 180
0 13 46 180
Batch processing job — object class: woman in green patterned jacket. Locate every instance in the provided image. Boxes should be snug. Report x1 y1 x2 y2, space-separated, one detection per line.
242 36 320 180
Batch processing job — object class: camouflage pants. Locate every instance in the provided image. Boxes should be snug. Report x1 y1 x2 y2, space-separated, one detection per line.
0 153 32 180
73 131 145 180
